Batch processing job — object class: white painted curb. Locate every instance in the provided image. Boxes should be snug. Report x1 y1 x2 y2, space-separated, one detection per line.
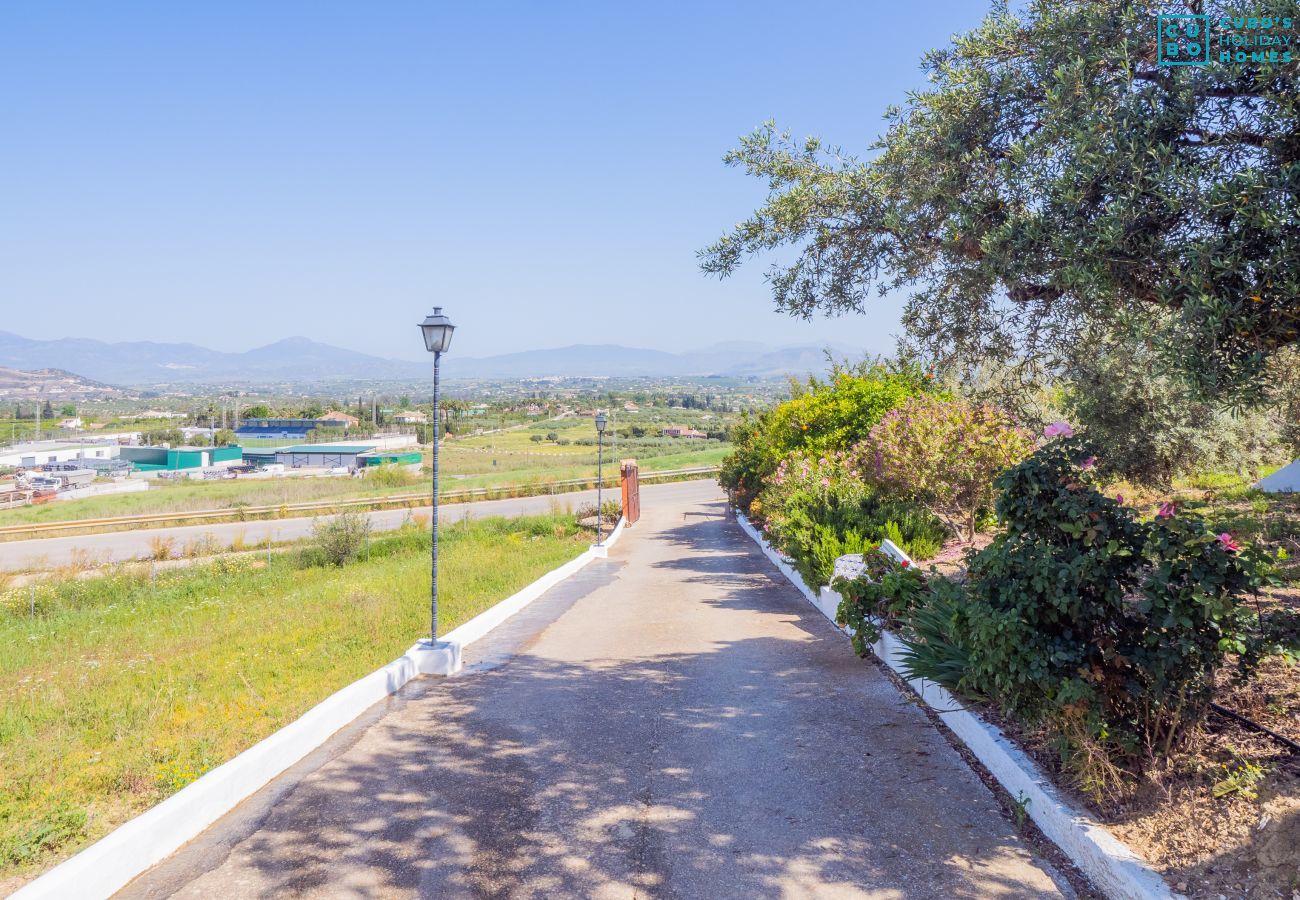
735 512 1172 900
12 517 627 900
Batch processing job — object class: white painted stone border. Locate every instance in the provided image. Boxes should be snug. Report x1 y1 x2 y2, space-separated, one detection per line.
735 512 1173 900
13 519 626 900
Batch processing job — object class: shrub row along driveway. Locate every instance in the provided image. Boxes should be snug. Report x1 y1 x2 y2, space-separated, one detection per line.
121 484 1067 898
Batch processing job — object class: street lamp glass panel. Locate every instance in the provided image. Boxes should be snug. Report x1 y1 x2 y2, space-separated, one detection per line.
595 412 607 433
419 307 455 353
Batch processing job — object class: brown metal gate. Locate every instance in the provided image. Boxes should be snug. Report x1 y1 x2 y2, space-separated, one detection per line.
620 459 640 525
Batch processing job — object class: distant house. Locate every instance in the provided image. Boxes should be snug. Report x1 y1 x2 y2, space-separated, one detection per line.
122 410 186 421
58 417 83 430
523 404 545 416
662 426 707 440
391 411 427 425
623 402 639 413
317 411 360 428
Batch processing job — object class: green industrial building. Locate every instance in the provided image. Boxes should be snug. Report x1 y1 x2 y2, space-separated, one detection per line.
120 446 243 472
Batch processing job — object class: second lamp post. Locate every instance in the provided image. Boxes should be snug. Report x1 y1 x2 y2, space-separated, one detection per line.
595 410 607 545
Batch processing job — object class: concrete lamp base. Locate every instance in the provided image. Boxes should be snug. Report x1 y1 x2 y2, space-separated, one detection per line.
407 639 462 676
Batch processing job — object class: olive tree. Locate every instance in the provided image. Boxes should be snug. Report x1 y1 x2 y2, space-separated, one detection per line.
701 0 1299 404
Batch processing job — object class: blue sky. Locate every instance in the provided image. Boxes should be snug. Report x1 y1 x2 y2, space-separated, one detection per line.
2 2 996 362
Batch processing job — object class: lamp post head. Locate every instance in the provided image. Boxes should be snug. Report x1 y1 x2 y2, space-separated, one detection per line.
419 307 456 354
595 411 607 434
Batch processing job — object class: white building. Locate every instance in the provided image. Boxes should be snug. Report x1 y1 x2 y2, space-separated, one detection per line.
0 441 121 469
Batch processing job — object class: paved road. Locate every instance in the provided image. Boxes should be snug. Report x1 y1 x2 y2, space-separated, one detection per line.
119 484 1068 899
0 480 713 573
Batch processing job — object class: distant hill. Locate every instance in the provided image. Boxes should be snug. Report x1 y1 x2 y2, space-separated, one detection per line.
444 341 860 379
0 366 128 401
0 331 426 385
0 331 864 385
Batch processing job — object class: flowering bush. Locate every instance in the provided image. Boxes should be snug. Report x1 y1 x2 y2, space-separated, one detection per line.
946 434 1268 772
756 451 947 588
854 395 1035 542
720 361 937 510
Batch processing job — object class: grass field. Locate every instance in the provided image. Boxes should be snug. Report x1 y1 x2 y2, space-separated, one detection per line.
0 513 590 885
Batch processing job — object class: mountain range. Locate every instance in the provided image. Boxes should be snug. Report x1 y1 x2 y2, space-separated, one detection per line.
0 331 859 385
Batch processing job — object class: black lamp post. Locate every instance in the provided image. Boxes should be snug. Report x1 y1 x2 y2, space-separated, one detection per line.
418 307 455 642
595 410 607 545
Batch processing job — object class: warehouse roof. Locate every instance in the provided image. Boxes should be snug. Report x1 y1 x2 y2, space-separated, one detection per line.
279 444 376 454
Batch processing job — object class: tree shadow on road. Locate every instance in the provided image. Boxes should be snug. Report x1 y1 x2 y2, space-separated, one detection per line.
123 509 1064 900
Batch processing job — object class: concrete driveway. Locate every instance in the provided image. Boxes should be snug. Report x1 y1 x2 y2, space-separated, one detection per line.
118 482 1068 899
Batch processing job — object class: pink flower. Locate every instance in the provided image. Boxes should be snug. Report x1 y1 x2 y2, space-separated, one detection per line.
1157 501 1177 519
1115 493 1125 505
1216 532 1240 553
1043 421 1074 439
1080 456 1096 470
820 477 830 487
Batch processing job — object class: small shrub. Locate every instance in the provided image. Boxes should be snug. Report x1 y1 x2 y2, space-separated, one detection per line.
182 535 221 559
575 501 620 528
295 545 329 569
366 464 417 488
149 536 176 561
311 512 372 566
896 577 971 692
833 550 927 653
